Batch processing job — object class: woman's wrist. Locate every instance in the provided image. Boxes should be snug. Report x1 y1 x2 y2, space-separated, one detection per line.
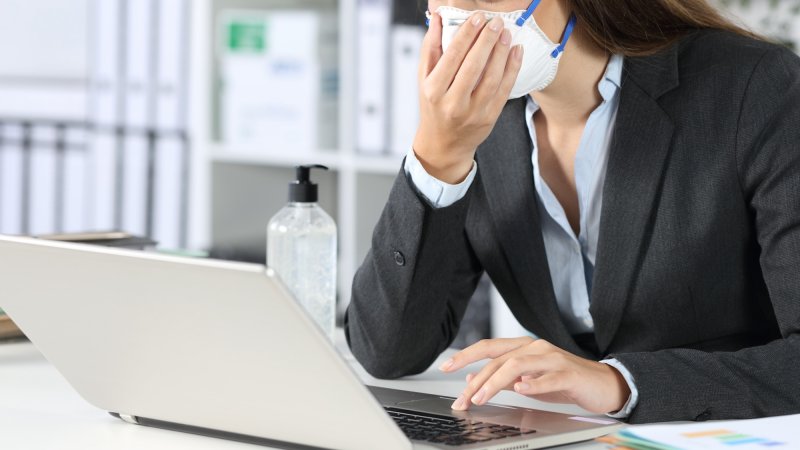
411 143 476 185
602 362 632 414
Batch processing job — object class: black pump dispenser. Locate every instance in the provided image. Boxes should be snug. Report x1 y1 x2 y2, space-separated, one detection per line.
289 164 328 203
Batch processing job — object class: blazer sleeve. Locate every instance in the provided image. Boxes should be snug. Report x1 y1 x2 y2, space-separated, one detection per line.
344 165 484 379
611 47 800 424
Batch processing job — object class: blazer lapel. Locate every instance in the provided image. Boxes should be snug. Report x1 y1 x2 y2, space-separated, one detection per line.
478 99 584 356
590 46 680 354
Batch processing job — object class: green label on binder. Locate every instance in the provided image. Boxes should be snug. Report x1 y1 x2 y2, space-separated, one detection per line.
227 21 266 53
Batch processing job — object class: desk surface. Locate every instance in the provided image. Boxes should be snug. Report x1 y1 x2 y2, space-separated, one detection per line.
0 335 610 450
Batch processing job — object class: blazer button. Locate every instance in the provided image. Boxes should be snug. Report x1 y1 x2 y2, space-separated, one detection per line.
393 251 405 266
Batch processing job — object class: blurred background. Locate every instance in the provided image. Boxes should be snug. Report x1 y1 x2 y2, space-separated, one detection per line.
0 0 797 346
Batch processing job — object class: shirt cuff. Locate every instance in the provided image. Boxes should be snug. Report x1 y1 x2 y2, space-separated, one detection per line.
403 148 477 209
600 358 639 419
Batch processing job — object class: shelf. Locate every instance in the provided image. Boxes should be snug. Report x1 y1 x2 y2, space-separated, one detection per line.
210 144 342 169
210 144 405 176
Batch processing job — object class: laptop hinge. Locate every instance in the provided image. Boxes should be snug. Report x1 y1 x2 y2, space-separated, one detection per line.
119 414 139 425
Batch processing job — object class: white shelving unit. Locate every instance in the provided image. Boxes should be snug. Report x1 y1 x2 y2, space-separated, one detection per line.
189 0 409 313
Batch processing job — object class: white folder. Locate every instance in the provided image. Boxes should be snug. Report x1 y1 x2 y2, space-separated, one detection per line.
155 0 187 132
356 0 391 155
152 136 185 250
124 0 155 130
151 0 189 249
62 127 89 233
28 126 58 236
120 0 155 236
121 134 149 236
0 124 24 235
88 0 123 128
87 130 118 232
390 25 424 157
87 0 123 232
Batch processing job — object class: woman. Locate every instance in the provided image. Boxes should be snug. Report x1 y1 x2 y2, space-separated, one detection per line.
345 0 800 424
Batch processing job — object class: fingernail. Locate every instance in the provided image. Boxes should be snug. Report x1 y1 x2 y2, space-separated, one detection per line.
471 388 486 405
439 359 454 371
514 45 524 61
472 14 483 27
500 29 511 46
465 373 474 382
489 17 502 32
451 395 465 410
515 382 530 392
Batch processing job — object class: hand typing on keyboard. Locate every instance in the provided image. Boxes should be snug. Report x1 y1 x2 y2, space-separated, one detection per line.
439 337 630 415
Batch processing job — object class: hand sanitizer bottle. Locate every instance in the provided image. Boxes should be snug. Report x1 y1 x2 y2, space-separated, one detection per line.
267 165 337 342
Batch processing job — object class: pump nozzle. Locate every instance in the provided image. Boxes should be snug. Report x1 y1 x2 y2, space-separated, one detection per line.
289 164 329 203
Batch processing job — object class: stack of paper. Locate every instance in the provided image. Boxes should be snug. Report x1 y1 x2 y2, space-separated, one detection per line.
598 413 800 449
0 308 24 341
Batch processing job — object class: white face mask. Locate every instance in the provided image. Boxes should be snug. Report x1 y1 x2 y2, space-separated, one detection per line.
430 1 577 99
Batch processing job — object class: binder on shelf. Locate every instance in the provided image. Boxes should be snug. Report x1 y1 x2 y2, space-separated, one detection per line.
88 0 123 129
153 0 190 249
28 125 58 236
155 0 187 132
124 0 155 130
356 0 391 155
0 124 24 235
88 130 118 232
389 25 424 157
317 8 340 153
119 0 154 238
152 135 185 249
62 127 89 234
121 133 149 237
88 0 122 232
1 0 193 248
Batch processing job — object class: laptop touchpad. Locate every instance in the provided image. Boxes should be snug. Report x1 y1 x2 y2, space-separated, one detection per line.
397 397 518 420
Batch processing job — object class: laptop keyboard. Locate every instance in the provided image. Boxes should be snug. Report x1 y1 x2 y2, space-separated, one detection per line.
385 407 536 446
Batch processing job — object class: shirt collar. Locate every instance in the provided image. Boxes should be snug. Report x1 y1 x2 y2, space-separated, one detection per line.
599 53 624 101
527 53 624 111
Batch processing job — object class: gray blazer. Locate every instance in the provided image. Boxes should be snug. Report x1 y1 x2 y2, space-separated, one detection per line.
345 29 800 424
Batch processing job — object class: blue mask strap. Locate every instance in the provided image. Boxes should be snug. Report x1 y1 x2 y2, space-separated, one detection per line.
515 0 543 27
550 13 577 58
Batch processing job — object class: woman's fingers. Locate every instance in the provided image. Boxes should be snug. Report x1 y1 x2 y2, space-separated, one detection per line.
440 336 534 372
426 13 486 97
466 372 519 392
459 352 566 409
448 16 508 97
471 27 514 100
419 11 443 81
485 45 524 114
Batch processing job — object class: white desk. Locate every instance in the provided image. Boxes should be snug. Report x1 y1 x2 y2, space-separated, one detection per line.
0 336 610 450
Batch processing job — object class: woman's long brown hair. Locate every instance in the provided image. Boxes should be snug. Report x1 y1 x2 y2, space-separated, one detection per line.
568 0 763 56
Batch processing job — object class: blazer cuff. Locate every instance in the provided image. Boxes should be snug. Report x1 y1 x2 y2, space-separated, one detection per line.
404 148 477 209
600 358 639 419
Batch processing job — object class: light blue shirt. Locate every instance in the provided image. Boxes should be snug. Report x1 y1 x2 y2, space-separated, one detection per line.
403 54 637 417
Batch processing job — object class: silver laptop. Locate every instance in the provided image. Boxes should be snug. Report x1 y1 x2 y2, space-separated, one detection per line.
0 235 622 449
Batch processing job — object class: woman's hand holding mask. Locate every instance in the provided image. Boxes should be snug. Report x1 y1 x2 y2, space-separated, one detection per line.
412 12 523 184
